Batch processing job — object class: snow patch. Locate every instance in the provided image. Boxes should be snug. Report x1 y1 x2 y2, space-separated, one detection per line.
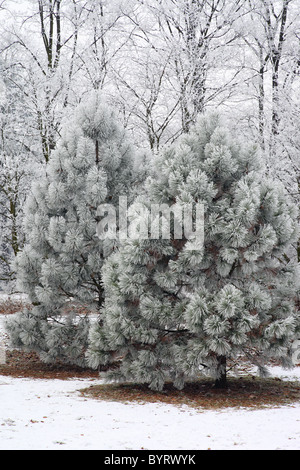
0 313 300 450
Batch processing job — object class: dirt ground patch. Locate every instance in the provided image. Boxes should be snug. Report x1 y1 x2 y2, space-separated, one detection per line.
0 345 299 409
0 297 31 316
80 376 300 410
0 349 99 380
1 299 300 409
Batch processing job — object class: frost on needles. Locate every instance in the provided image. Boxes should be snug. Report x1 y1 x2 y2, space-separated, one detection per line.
86 114 300 390
6 92 136 366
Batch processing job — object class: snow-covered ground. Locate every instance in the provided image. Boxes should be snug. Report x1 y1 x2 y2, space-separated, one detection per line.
0 312 299 450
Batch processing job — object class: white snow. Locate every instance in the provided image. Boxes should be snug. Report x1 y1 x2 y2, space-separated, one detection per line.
0 313 300 450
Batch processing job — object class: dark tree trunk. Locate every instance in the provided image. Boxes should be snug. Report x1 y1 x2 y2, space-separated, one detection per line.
95 140 99 165
214 355 227 389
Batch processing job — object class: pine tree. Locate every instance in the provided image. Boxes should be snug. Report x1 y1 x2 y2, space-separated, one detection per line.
87 113 300 390
6 91 136 366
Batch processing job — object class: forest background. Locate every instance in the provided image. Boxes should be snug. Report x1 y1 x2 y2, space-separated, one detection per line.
0 0 299 289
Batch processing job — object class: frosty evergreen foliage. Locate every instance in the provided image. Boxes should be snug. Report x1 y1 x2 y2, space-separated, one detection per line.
87 114 300 390
6 92 136 366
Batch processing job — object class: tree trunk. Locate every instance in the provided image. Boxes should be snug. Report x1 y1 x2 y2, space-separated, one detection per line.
214 355 227 389
258 47 267 152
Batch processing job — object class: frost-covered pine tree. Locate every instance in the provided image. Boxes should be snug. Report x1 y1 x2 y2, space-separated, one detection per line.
87 113 299 390
6 91 136 366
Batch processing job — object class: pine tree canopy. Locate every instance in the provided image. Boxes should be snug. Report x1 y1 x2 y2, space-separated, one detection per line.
87 113 300 390
6 92 136 366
